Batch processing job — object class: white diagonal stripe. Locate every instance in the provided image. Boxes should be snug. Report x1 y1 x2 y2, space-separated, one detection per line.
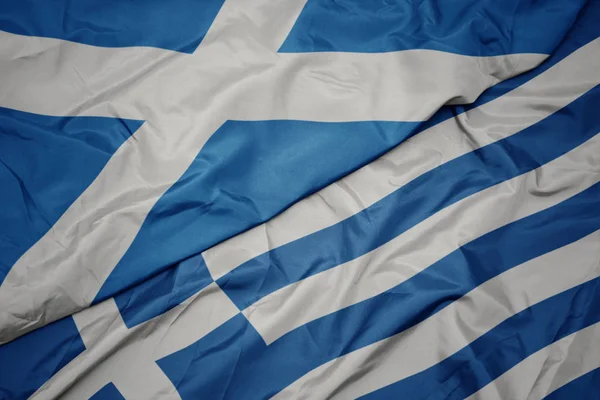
273 229 600 399
245 133 600 344
203 37 600 280
467 321 600 400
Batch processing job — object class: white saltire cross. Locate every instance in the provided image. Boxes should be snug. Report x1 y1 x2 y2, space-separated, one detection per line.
0 0 540 354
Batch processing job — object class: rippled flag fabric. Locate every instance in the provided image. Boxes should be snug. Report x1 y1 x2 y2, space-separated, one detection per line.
0 0 599 399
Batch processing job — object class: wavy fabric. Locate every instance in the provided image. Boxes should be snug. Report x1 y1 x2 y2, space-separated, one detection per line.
0 0 599 399
0 6 553 344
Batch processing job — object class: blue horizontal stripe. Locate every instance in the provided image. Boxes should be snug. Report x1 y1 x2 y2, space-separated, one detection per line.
90 383 125 400
0 108 142 283
96 120 419 303
218 83 600 311
0 0 225 53
545 368 600 400
114 253 213 328
280 0 585 55
0 317 85 400
362 275 600 399
158 179 600 399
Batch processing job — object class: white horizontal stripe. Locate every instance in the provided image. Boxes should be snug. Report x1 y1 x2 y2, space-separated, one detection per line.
273 229 600 399
245 134 600 344
203 37 600 280
0 2 551 345
31 283 239 400
468 321 600 400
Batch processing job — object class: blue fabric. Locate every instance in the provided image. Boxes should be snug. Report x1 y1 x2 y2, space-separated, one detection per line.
218 83 600 311
95 120 419 304
280 0 586 55
0 0 226 53
90 383 125 400
362 276 600 399
0 317 85 400
545 368 600 400
157 180 600 399
0 108 142 283
114 253 213 328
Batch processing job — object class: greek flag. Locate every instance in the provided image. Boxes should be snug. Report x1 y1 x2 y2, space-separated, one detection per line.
1 0 599 399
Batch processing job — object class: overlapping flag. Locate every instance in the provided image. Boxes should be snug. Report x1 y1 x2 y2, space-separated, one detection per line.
0 0 599 398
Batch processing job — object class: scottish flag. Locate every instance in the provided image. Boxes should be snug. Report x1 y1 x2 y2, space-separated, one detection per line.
0 0 599 399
